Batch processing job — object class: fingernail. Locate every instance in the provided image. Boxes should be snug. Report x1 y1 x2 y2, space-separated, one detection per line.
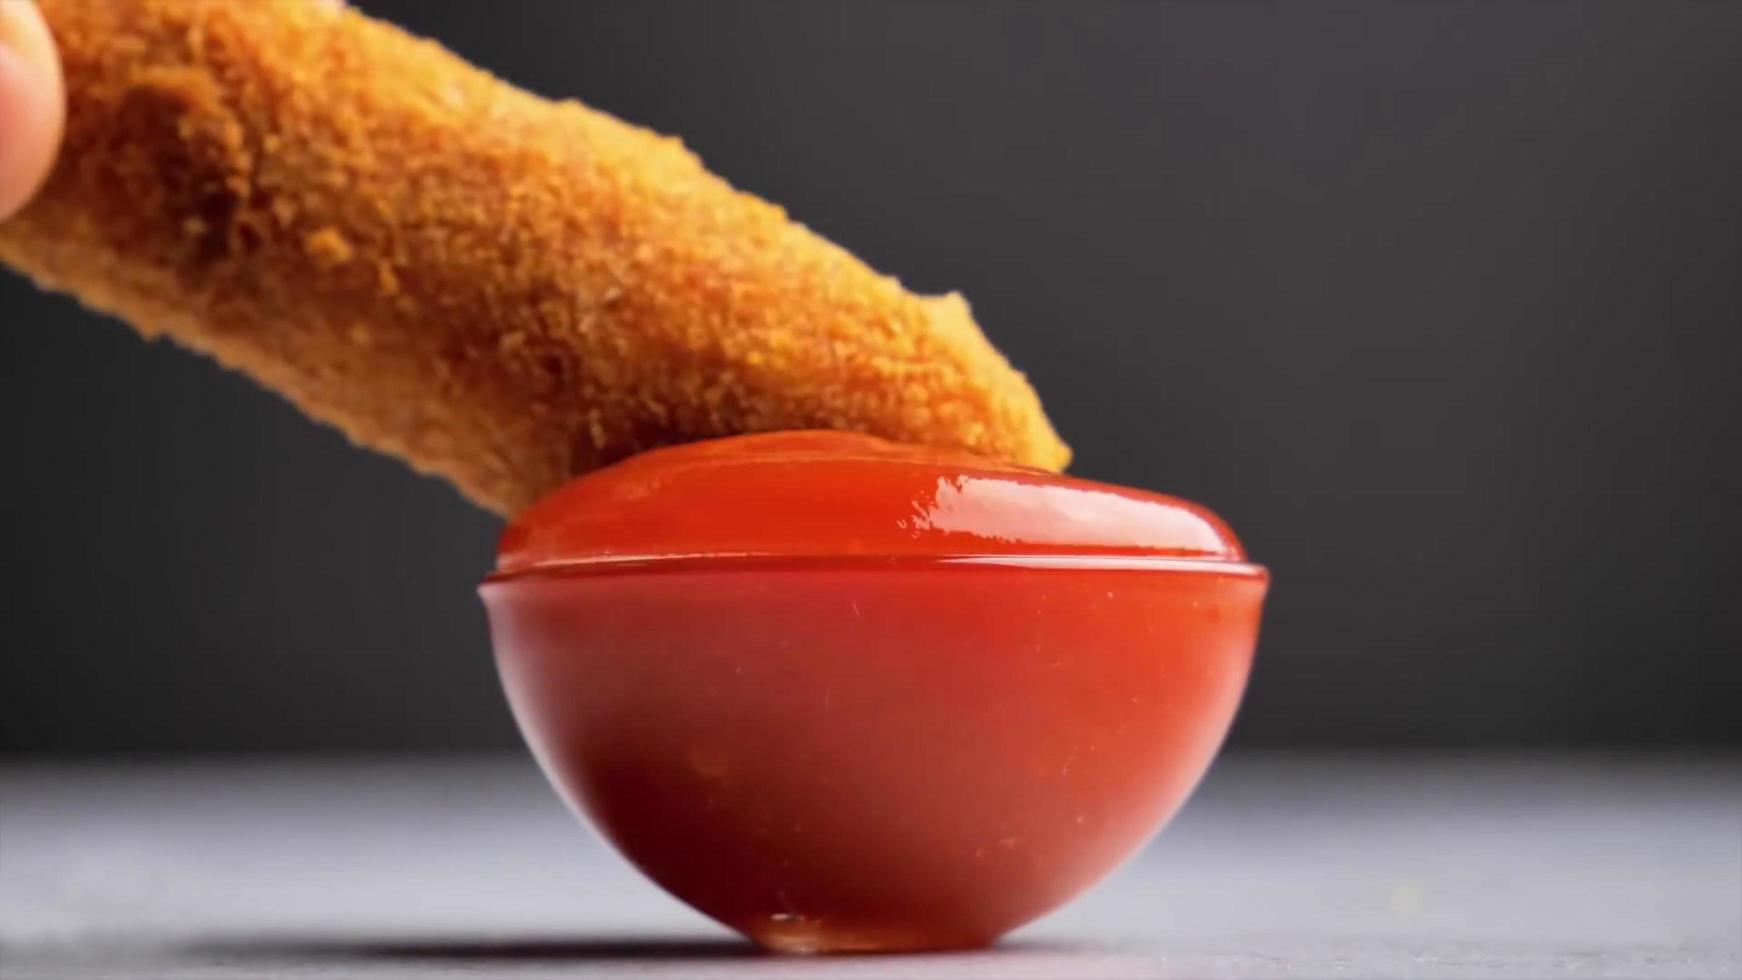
0 3 59 93
0 1 39 51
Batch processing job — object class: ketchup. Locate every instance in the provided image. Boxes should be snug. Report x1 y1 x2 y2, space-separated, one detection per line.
482 432 1268 952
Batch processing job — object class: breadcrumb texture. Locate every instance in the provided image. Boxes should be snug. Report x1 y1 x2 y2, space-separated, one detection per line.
0 0 1068 515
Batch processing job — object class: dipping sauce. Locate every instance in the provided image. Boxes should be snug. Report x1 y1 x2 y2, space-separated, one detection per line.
482 431 1268 953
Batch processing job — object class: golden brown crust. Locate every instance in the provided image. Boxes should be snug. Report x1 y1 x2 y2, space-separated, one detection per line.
0 0 1068 515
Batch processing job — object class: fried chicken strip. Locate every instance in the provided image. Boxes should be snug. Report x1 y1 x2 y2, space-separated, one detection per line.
0 0 1068 515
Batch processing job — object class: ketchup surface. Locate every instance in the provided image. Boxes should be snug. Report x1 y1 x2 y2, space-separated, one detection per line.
494 430 1247 573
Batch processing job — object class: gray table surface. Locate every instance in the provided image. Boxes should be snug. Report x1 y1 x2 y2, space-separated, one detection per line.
1 754 1736 979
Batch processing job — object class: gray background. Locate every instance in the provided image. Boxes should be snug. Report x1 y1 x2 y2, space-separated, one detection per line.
2 0 1738 755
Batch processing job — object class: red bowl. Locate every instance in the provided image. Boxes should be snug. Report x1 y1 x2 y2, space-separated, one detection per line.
480 433 1268 953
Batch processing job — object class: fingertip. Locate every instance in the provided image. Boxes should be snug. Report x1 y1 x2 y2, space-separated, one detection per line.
0 1 65 222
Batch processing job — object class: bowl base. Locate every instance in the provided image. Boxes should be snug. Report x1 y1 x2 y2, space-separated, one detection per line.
739 914 995 955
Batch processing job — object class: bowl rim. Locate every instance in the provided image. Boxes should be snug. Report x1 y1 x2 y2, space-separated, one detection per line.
481 552 1270 586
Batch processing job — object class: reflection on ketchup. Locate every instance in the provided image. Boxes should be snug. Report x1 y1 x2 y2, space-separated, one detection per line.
482 432 1268 953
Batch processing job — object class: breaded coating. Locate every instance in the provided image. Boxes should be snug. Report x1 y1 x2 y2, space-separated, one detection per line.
0 0 1068 515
